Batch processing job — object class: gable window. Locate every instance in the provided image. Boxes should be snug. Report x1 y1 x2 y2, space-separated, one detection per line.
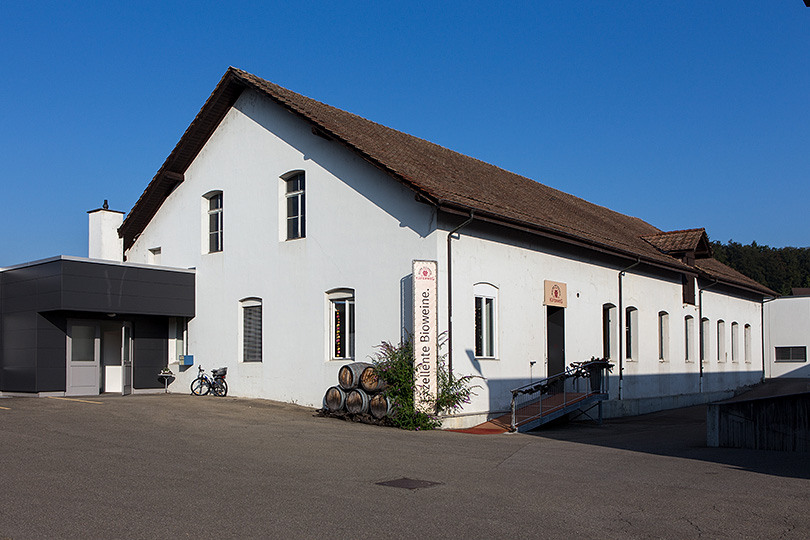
684 316 694 362
775 346 807 363
473 283 498 358
658 311 669 362
285 172 305 240
625 307 638 361
206 191 223 253
328 289 355 360
241 298 262 363
717 320 726 362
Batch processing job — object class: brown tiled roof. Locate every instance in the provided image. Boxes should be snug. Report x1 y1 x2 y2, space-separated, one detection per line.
642 228 710 255
120 67 774 296
694 258 775 295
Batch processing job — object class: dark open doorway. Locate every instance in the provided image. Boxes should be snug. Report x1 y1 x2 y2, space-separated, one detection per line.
547 306 565 377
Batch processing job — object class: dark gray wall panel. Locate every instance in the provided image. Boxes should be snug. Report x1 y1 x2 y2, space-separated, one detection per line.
60 260 195 317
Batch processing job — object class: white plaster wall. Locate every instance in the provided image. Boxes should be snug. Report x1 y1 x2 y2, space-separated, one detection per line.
764 297 810 378
441 225 764 423
698 289 764 392
127 89 438 406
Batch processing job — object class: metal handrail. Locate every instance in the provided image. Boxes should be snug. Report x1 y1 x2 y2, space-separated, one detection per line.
510 358 613 432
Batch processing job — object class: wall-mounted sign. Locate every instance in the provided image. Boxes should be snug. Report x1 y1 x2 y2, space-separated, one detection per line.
413 260 438 413
544 280 568 308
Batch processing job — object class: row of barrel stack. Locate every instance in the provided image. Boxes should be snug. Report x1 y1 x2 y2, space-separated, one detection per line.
323 362 393 419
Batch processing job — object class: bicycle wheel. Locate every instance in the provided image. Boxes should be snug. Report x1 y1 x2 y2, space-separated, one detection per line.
190 377 210 396
213 378 228 397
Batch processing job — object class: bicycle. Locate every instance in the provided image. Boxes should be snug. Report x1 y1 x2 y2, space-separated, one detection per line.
190 366 228 397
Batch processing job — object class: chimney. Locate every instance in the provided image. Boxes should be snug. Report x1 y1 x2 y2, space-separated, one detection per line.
88 200 124 262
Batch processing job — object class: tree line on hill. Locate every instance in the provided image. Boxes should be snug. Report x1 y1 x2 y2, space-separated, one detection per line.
710 240 810 296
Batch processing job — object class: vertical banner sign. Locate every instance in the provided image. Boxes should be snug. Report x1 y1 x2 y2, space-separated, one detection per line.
413 260 438 413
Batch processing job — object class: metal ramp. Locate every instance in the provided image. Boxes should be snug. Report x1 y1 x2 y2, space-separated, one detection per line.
509 359 612 433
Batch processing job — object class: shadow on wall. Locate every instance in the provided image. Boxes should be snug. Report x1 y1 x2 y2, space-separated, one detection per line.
771 362 810 378
479 370 763 418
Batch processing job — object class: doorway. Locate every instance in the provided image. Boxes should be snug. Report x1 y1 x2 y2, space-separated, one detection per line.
547 306 565 377
67 321 132 396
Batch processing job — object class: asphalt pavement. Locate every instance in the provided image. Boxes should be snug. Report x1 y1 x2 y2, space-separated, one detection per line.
0 393 807 539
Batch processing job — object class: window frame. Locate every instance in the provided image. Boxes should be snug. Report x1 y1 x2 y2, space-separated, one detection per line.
717 320 726 362
700 317 710 363
602 304 617 360
774 346 807 363
658 311 670 362
625 307 639 361
284 171 306 240
328 289 355 361
684 315 694 363
473 283 498 359
744 324 752 364
241 298 262 363
205 191 223 253
731 322 739 362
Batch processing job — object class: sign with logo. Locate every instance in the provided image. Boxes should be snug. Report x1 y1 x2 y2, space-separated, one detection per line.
544 280 568 308
413 260 438 413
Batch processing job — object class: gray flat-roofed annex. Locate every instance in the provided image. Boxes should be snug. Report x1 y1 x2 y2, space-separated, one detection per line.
0 256 195 393
0 256 195 317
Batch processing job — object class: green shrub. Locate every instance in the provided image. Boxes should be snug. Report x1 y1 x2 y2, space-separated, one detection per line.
372 335 479 430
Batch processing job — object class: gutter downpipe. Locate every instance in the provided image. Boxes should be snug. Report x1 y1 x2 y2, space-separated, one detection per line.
698 278 720 393
761 296 778 383
446 209 475 378
617 258 641 400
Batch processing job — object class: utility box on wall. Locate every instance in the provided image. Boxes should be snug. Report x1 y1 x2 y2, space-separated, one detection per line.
179 355 194 366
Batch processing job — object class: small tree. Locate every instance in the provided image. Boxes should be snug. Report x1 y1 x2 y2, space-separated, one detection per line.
372 335 479 430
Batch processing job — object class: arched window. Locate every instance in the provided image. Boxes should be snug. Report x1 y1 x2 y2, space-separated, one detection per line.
473 283 498 358
658 311 669 362
701 317 710 362
602 303 617 359
204 191 223 253
717 320 726 362
240 297 262 362
283 171 305 240
684 316 694 362
327 288 355 360
625 307 638 361
744 324 752 364
731 322 739 362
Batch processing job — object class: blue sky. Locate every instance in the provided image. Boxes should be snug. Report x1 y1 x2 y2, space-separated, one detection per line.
1 1 808 267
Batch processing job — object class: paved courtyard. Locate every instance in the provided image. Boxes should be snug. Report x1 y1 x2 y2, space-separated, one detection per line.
0 393 807 539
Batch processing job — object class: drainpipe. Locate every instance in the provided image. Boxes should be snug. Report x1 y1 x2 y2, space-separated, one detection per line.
761 296 777 383
698 278 719 393
617 258 641 400
446 210 475 378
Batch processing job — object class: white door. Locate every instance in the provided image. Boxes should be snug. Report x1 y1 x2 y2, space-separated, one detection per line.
67 323 100 396
122 323 133 396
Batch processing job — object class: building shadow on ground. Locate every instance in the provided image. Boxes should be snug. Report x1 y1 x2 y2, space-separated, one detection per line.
526 403 810 480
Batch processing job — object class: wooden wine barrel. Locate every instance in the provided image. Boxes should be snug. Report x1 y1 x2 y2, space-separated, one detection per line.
323 386 347 412
359 365 385 393
345 388 370 414
338 362 373 390
369 393 393 419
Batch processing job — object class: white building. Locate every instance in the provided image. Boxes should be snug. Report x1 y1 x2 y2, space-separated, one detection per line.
764 291 810 378
115 68 773 427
